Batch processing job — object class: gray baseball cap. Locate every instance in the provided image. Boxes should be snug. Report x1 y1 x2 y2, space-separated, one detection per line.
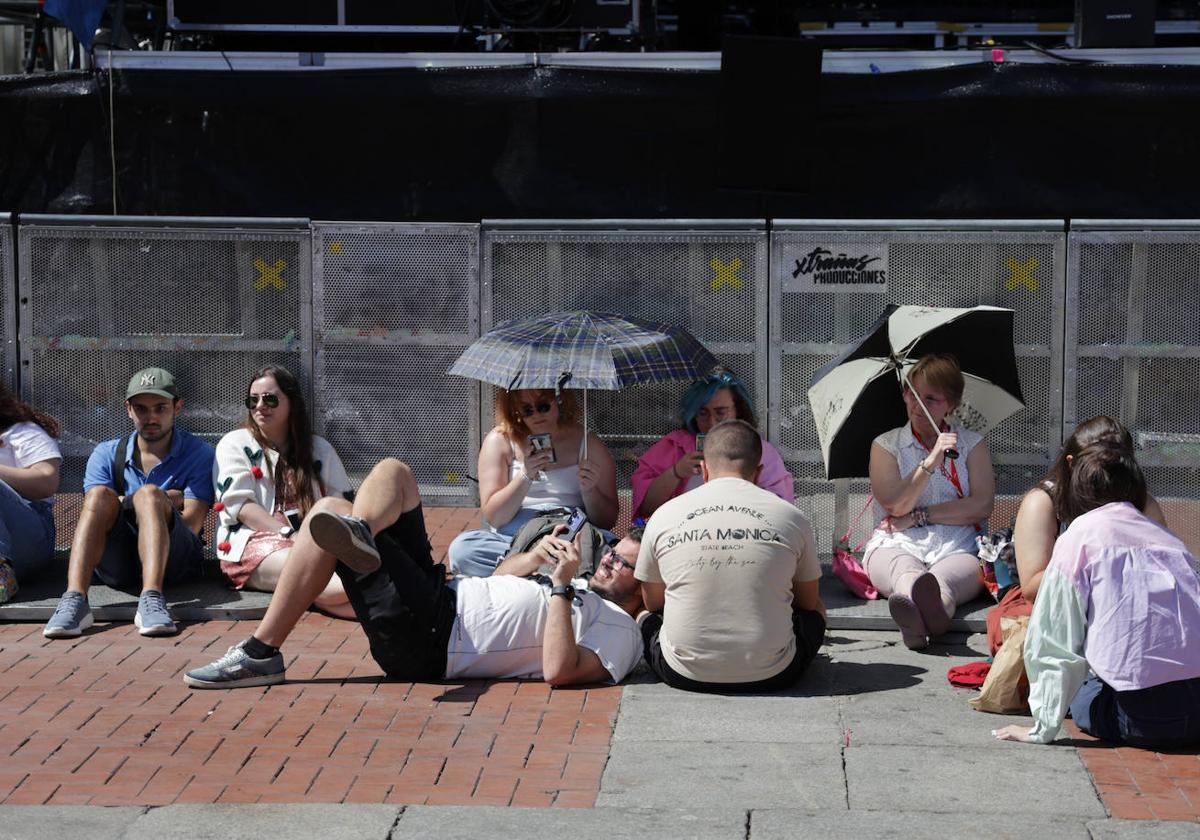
126 367 178 400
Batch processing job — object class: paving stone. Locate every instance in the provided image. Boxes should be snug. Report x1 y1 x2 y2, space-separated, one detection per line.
1088 820 1200 839
0 805 145 839
751 809 1093 839
125 804 401 839
599 741 847 810
394 805 746 839
844 744 1106 818
612 685 842 745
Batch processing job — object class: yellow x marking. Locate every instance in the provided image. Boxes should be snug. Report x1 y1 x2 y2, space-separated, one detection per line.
710 257 744 291
1004 257 1038 292
445 471 461 484
254 258 287 291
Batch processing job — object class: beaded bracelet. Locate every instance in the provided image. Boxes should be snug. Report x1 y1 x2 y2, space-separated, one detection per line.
912 506 930 528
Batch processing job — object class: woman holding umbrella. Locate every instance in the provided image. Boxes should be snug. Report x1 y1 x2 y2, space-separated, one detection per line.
864 353 995 650
631 368 793 519
448 387 618 578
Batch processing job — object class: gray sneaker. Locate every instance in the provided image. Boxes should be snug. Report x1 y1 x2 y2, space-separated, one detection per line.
309 511 381 573
134 589 177 637
184 639 285 689
43 591 93 638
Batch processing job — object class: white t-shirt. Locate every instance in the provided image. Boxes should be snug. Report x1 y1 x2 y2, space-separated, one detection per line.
636 477 821 684
0 421 62 502
444 574 642 683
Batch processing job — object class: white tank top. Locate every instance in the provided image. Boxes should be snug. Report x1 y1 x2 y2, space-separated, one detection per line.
509 436 585 510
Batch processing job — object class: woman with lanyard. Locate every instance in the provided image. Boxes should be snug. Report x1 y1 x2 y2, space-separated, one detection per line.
863 353 995 650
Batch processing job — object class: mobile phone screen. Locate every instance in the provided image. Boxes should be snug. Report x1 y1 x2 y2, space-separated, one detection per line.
695 434 706 453
563 508 588 541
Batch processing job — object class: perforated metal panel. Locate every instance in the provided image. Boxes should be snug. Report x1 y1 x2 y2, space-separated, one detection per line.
18 217 311 548
312 223 479 504
771 222 1067 549
1067 225 1200 555
483 222 769 530
1 214 14 392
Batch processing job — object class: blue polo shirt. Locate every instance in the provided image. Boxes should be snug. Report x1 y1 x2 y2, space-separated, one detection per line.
83 427 216 504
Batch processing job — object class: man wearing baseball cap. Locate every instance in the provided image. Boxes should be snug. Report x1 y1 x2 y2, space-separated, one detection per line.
43 367 216 638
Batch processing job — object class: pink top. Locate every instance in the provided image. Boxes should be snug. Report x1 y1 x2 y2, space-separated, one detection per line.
631 428 795 518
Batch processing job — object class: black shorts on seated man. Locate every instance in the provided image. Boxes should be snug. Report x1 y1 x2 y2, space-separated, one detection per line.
183 457 644 689
636 418 826 693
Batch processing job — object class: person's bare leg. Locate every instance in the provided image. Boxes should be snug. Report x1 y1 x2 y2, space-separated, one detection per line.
131 484 174 592
253 496 353 647
312 575 356 619
353 458 420 534
65 486 122 594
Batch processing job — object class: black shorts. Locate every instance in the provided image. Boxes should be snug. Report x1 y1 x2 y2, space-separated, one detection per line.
335 504 457 681
93 504 204 588
640 607 826 694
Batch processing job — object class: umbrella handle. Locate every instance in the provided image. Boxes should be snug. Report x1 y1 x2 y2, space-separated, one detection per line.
902 371 959 461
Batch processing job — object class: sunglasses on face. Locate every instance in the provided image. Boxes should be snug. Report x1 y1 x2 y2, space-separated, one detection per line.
519 402 553 418
601 546 636 573
245 393 280 410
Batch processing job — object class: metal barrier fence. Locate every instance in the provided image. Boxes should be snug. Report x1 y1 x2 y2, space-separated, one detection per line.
770 221 1067 547
18 216 311 547
1067 221 1200 554
481 220 770 530
7 213 1200 557
1 214 14 393
311 222 479 504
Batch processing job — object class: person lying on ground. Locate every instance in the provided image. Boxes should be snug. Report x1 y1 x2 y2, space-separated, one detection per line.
184 457 643 689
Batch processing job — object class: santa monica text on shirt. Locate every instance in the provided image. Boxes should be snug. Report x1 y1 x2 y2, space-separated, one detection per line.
664 527 784 549
792 248 887 285
685 504 768 522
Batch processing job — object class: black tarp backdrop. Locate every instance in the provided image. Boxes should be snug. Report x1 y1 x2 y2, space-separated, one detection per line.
0 61 1198 219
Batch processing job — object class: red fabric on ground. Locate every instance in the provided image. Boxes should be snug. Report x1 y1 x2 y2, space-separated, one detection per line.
947 661 991 688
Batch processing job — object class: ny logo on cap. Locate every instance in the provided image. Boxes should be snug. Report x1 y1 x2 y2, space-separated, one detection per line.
140 373 157 386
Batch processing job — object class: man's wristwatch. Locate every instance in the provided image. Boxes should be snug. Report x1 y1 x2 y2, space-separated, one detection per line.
278 525 295 539
549 584 575 601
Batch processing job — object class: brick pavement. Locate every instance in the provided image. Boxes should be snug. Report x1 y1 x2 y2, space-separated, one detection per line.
1067 721 1200 822
0 614 620 807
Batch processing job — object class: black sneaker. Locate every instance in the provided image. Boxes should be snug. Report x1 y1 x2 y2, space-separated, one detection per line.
309 511 381 574
184 639 285 689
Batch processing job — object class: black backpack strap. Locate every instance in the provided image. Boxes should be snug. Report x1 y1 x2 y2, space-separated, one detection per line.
111 432 133 497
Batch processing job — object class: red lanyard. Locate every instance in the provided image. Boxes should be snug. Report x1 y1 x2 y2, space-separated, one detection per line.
911 425 981 532
911 424 965 499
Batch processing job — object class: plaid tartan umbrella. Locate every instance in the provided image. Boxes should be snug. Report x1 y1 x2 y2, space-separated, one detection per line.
449 311 719 391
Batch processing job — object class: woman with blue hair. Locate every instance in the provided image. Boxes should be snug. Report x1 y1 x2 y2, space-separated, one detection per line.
631 368 794 519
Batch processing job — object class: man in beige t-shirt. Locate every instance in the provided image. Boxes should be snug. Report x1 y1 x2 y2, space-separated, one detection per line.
636 419 825 692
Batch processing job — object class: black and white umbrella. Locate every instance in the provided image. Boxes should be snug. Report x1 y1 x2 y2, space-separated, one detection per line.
808 304 1025 480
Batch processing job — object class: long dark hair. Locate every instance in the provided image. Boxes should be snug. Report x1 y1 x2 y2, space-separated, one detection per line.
0 384 59 438
1062 441 1147 522
242 365 322 520
1042 416 1139 523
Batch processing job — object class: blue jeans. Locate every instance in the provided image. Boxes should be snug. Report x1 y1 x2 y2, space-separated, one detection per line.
0 479 56 579
447 507 545 578
1071 673 1200 749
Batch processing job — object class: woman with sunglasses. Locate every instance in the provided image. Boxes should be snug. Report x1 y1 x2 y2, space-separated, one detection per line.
213 365 354 617
631 368 793 520
448 387 618 578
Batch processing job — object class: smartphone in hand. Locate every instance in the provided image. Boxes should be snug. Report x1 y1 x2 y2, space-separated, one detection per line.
529 433 556 464
695 434 706 453
563 507 587 541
